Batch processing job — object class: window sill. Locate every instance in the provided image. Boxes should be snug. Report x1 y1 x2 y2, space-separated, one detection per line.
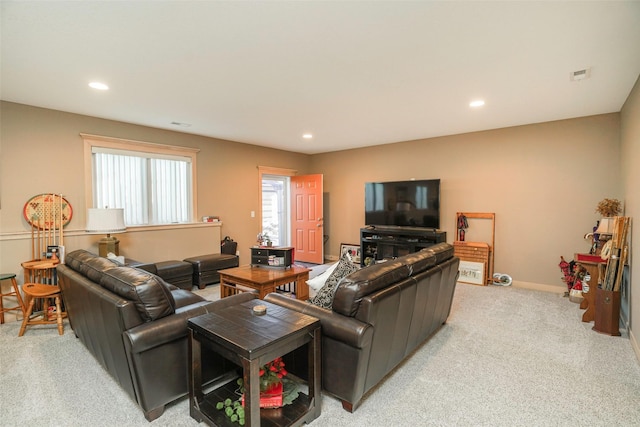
125 222 222 233
0 221 221 241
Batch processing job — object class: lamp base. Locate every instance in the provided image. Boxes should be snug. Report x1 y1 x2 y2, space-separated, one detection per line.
98 236 120 257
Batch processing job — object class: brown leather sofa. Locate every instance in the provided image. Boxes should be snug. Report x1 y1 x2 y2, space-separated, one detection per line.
265 242 459 412
57 249 254 421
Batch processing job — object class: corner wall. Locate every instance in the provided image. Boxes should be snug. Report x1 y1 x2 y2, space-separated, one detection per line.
620 75 640 360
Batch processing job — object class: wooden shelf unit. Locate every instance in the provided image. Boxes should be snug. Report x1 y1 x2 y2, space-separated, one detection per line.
360 226 446 267
250 246 294 268
454 212 495 285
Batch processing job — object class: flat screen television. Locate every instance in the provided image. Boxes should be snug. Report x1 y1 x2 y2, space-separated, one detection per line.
365 179 440 229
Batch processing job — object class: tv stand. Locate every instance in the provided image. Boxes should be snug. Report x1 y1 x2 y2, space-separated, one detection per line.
360 226 446 267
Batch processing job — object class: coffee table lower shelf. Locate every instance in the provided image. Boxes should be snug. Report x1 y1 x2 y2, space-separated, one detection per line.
192 376 315 427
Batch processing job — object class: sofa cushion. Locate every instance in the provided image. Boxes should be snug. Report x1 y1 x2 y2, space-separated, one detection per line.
65 249 119 282
99 267 176 322
333 258 410 317
310 252 358 309
401 248 437 276
425 242 454 264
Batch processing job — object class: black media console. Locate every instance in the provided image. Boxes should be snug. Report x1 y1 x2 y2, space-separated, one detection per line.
360 226 446 267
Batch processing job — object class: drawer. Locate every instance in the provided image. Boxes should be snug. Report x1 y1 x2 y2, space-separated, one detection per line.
454 242 490 262
252 256 269 265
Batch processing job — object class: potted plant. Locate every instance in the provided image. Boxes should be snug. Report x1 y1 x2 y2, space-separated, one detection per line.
256 232 273 247
216 357 295 425
595 198 622 217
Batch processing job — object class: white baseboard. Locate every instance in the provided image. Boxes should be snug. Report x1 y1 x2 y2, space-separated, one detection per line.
631 329 640 365
510 280 566 294
457 280 565 294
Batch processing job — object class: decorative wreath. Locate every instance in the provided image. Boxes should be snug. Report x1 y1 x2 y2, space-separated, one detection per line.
23 194 73 230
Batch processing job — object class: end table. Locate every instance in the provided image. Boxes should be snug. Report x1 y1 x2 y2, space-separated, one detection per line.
188 298 321 426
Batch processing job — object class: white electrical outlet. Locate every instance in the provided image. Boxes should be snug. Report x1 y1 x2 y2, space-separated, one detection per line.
250 211 255 218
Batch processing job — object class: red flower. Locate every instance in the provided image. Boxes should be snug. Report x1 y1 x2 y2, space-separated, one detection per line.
258 357 287 391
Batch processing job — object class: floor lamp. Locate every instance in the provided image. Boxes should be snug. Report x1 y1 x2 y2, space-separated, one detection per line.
86 208 126 257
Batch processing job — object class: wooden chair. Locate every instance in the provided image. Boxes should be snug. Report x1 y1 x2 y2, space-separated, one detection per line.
21 259 59 284
0 273 26 324
18 283 66 336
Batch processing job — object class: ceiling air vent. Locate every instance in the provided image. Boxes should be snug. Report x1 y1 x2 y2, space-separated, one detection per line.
170 121 191 127
570 67 591 81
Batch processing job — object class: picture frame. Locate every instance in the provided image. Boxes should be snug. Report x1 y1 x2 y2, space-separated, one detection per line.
340 243 361 265
458 260 486 285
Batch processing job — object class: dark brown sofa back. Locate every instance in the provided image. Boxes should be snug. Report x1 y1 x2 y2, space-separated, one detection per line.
265 242 459 413
57 249 249 421
333 243 453 319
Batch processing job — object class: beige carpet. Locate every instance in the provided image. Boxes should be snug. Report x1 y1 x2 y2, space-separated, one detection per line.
1 283 639 426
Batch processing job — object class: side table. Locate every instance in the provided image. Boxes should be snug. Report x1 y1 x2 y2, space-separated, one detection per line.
574 253 606 323
188 298 321 427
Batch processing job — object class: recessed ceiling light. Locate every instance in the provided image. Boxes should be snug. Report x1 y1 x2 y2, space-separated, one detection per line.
302 133 313 139
469 100 485 108
89 82 109 90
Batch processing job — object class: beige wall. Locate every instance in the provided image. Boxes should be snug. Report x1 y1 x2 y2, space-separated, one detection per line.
1 99 635 353
0 101 311 281
312 114 622 290
621 75 640 357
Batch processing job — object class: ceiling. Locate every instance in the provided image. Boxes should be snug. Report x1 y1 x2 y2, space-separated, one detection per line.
2 1 639 155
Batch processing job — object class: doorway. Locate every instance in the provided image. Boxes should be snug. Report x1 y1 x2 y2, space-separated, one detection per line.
261 174 290 247
258 167 324 264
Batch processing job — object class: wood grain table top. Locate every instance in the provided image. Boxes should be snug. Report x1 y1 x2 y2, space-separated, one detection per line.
218 265 310 284
188 298 319 360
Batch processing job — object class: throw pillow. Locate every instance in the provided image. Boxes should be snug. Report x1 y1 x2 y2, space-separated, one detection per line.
310 251 358 309
306 262 338 292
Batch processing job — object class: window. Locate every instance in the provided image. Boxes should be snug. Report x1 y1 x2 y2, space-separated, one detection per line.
258 166 296 246
261 175 290 246
82 134 199 226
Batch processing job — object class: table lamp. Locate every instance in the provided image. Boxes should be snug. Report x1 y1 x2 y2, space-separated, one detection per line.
86 208 126 257
595 217 614 235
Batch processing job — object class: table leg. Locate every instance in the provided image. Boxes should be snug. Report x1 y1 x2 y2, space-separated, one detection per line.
308 326 322 418
243 357 261 426
188 330 204 419
220 277 238 299
295 273 310 300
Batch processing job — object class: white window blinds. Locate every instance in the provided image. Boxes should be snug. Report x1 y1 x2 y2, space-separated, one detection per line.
92 147 192 226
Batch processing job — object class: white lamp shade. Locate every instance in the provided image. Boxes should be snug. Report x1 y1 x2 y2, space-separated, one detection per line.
86 208 126 234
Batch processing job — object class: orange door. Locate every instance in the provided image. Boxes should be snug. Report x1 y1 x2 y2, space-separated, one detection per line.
291 174 324 264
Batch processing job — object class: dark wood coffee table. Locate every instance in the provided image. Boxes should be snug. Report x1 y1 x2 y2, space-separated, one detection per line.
188 298 321 427
219 265 311 300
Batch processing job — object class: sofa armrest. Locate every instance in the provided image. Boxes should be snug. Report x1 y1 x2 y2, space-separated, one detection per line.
124 301 216 354
264 293 372 349
125 293 258 354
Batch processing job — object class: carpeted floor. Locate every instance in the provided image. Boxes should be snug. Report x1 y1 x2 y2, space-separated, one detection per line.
1 283 639 426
